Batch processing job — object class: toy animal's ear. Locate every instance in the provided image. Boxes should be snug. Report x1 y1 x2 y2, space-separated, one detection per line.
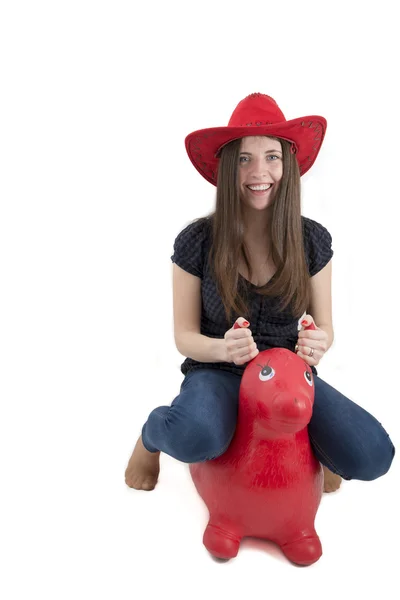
297 311 306 331
301 314 316 331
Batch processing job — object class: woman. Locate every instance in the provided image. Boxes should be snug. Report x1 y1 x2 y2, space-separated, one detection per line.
125 93 395 493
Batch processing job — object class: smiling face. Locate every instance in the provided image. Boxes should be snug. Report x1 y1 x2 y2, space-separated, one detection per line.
238 136 283 210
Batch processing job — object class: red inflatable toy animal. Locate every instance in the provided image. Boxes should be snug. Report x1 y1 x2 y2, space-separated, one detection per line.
189 321 323 566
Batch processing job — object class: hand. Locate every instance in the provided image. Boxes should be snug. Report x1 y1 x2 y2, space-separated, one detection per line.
295 314 328 367
224 317 259 366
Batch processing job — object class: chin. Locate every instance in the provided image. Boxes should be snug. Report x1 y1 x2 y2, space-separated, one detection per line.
247 199 274 210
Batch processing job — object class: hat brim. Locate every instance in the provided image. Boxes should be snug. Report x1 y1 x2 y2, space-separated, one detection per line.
185 116 327 185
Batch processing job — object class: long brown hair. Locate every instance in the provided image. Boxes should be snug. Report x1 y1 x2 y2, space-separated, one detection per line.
196 136 310 324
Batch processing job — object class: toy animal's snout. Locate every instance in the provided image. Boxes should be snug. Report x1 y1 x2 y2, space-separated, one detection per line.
264 391 313 433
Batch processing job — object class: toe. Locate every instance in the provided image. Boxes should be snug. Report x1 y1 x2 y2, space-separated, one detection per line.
142 477 157 491
125 472 141 489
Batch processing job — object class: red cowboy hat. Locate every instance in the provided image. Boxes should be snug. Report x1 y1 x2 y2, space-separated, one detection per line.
185 93 327 186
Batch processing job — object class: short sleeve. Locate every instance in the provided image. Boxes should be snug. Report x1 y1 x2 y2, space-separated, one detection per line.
303 217 334 277
170 218 209 279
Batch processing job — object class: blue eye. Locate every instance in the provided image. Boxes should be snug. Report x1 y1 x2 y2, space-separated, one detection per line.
239 155 280 163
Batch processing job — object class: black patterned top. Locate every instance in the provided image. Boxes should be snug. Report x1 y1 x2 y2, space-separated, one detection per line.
170 216 333 378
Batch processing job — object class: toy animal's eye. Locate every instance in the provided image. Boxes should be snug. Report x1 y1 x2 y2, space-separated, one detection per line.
304 371 313 387
259 366 275 381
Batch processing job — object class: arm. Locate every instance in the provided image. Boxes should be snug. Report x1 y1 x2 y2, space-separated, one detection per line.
307 259 334 350
172 263 228 363
177 331 228 363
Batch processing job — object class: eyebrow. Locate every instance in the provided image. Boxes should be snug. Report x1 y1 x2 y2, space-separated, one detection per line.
239 149 282 155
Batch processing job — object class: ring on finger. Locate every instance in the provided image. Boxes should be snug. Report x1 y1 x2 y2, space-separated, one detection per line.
296 345 314 357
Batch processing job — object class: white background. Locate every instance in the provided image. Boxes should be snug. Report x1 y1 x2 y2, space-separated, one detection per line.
1 1 399 599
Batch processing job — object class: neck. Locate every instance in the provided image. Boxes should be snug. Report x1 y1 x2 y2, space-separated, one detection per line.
251 419 298 441
236 405 303 442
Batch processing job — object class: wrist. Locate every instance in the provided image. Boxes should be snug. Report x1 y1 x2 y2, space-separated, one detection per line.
214 338 230 363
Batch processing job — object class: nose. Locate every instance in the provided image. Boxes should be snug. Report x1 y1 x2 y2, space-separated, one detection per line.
248 155 271 180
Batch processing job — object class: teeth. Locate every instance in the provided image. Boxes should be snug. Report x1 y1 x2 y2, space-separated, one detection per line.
248 184 272 191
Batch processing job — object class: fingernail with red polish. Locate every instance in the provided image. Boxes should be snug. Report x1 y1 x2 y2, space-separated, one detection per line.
301 320 308 326
243 320 249 326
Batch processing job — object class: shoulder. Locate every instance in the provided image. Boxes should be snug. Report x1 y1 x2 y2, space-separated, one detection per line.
301 215 332 243
170 216 212 278
173 215 211 244
301 216 334 277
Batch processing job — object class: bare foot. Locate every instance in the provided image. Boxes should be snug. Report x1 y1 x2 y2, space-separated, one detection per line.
322 465 342 493
125 435 160 491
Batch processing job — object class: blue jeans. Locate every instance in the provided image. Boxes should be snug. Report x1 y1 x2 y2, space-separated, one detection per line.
141 368 395 481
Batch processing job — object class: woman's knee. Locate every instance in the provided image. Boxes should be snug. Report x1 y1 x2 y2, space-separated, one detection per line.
351 433 396 481
312 376 396 481
333 428 396 482
167 370 239 463
170 415 236 463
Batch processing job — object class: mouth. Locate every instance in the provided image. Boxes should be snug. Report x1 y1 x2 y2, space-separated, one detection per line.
246 183 273 196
